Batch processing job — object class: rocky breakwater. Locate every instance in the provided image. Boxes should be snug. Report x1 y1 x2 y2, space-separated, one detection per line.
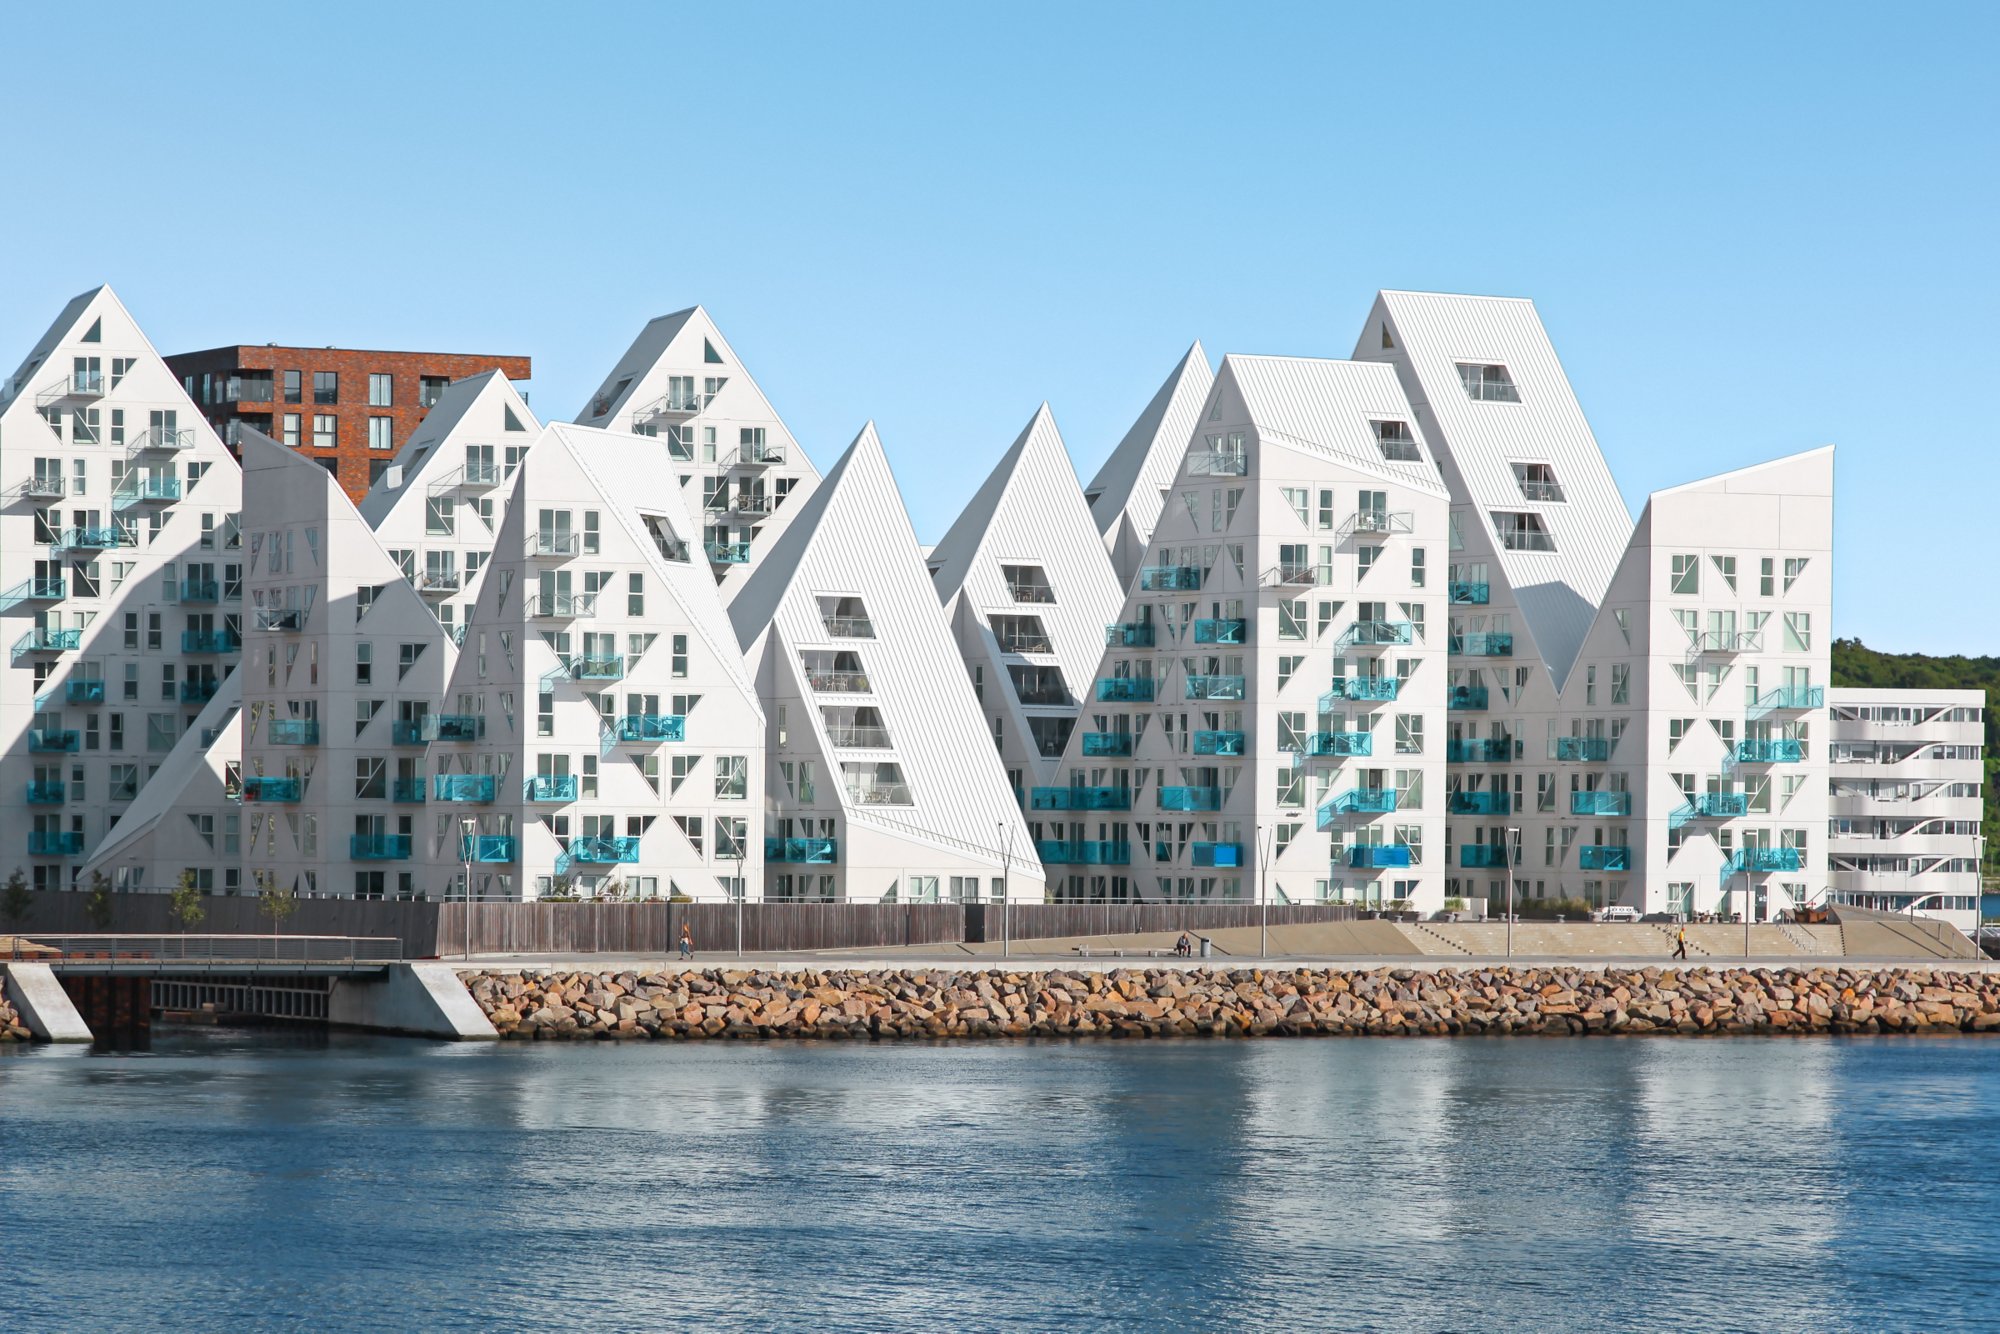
465 964 2000 1040
0 993 26 1041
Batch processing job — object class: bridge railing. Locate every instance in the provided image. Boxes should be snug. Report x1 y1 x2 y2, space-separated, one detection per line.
14 934 404 965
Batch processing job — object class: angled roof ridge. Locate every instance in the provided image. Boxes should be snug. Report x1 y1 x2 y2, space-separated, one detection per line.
1085 341 1213 542
927 403 1070 596
729 421 878 646
1647 444 1835 498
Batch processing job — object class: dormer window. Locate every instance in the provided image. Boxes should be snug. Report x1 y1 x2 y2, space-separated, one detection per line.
990 614 1052 655
641 514 690 562
1456 363 1520 403
1001 564 1055 604
1510 462 1565 502
1490 512 1555 552
818 596 874 638
1372 420 1420 462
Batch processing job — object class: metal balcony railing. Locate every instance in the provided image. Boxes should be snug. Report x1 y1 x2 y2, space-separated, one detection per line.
615 714 685 743
527 592 596 618
1308 732 1372 757
1340 620 1413 648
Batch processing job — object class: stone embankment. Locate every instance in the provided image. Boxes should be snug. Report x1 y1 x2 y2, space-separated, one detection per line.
465 965 2000 1040
0 994 27 1041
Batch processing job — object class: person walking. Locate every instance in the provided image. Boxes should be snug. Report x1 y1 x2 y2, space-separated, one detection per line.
1673 926 1689 960
679 922 694 961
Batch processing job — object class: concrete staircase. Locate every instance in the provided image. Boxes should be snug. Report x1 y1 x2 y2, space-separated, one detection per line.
1404 922 1474 956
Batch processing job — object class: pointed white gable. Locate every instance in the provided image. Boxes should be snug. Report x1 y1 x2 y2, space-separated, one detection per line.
1085 342 1213 585
83 680 242 889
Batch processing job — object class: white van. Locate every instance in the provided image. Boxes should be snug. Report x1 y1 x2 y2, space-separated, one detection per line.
1594 905 1641 923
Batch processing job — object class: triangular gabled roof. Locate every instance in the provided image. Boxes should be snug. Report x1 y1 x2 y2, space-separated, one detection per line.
1085 341 1212 545
1 286 110 406
1220 354 1451 497
358 370 540 526
85 679 242 872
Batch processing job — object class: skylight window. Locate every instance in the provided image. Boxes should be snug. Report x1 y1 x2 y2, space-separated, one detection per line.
1510 462 1564 502
1490 512 1555 552
1457 363 1520 403
1373 420 1420 462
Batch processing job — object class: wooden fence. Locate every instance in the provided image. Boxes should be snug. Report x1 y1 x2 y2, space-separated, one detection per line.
965 902 1357 943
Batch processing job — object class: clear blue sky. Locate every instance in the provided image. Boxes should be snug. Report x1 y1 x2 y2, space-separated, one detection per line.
3 3 1992 653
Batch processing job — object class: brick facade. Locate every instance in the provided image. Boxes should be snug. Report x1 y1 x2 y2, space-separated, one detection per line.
165 345 531 502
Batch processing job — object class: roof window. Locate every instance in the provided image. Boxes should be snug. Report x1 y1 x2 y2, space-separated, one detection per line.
1490 512 1555 552
1457 363 1520 403
1510 462 1564 502
1373 420 1420 462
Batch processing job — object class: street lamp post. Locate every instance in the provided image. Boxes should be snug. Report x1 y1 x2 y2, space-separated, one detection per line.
996 820 1014 959
1743 864 1752 958
460 817 476 960
1505 825 1520 959
1257 823 1276 959
735 839 747 959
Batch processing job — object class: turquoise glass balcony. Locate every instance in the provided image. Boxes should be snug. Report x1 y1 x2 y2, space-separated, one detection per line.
767 837 839 864
181 630 238 653
1095 677 1155 703
26 781 65 804
269 719 320 745
1446 737 1514 763
1193 729 1245 756
1693 791 1749 818
242 776 300 803
1184 674 1245 701
432 714 484 742
566 836 640 864
1555 736 1610 761
1749 685 1824 719
180 678 218 703
1139 566 1201 591
1448 686 1489 711
391 720 427 745
351 834 412 861
1031 785 1132 811
1449 580 1491 605
1460 844 1509 869
615 714 685 742
1105 622 1155 648
1450 633 1513 657
1036 839 1131 865
1082 732 1133 757
1194 618 1247 645
1340 620 1413 648
28 729 80 752
1308 731 1372 757
433 774 496 803
1449 790 1512 815
29 831 83 856
58 526 133 551
571 655 625 680
66 679 105 704
462 835 517 863
15 628 82 655
705 540 751 564
1579 845 1633 872
390 778 427 803
1348 845 1412 870
1725 847 1803 875
1570 790 1632 817
525 774 579 802
1324 787 1398 817
5 577 64 601
1157 785 1221 812
1320 677 1398 711
114 476 182 508
1192 842 1241 868
179 578 219 603
1734 738 1803 764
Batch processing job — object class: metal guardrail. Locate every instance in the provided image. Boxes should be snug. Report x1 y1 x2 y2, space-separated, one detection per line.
15 934 403 967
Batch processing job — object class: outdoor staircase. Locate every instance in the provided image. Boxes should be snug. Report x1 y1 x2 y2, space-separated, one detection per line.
1652 922 1711 958
1405 921 1474 956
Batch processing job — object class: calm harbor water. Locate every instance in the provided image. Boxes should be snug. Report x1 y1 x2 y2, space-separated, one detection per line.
1 1030 1995 1331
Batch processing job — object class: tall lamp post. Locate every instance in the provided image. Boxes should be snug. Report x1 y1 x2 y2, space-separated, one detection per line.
735 835 747 959
460 817 476 960
996 820 1014 959
1257 823 1276 959
1505 825 1520 960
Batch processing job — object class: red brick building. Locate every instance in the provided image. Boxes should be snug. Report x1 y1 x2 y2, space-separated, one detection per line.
164 345 532 501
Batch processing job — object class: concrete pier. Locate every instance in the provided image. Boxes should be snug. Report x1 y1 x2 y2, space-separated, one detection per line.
328 963 498 1040
3 963 93 1042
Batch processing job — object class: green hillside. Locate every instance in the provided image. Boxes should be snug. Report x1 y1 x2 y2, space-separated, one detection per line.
1831 639 1997 869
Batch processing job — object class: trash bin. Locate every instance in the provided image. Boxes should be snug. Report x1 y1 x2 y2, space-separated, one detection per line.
1197 935 1212 958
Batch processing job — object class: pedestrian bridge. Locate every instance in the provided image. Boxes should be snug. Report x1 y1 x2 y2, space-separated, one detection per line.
11 934 402 976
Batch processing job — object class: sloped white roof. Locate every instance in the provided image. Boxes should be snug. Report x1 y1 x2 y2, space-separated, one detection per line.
87 680 242 869
1085 342 1212 542
1223 354 1451 497
0 286 104 407
358 370 540 526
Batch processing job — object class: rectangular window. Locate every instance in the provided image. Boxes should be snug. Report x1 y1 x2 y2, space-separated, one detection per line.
1784 557 1809 593
1490 512 1554 553
715 756 747 800
1670 554 1699 595
671 634 688 678
1783 612 1811 652
368 417 393 451
282 413 301 447
1456 363 1520 402
1395 715 1423 754
313 415 337 448
1278 598 1305 640
1510 462 1564 502
368 373 393 406
283 370 302 404
628 573 644 617
313 371 338 404
1409 548 1425 588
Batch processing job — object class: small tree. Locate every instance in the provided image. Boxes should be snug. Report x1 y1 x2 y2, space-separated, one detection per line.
1 868 31 957
84 873 115 930
257 876 298 935
169 870 207 935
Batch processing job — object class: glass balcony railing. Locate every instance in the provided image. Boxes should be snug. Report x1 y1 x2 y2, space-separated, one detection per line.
1321 677 1399 710
705 541 752 565
113 477 182 508
1308 731 1372 757
1036 839 1131 866
432 715 484 742
391 720 427 745
243 777 301 803
351 834 412 861
1448 581 1491 605
462 835 517 863
824 724 894 749
806 669 871 693
1139 566 1201 591
1555 736 1610 762
1193 729 1245 756
1693 791 1749 818
526 592 597 618
1105 622 1154 648
1448 686 1489 711
1030 786 1131 811
26 781 66 805
1449 791 1512 815
28 728 80 753
1188 449 1249 477
179 579 220 603
526 775 579 802
1184 674 1245 701
1725 847 1803 875
1348 845 1412 870
1095 678 1155 703
8 577 65 601
1081 732 1133 757
268 719 320 745
1192 842 1242 868
181 630 239 653
616 714 685 743
845 781 914 806
570 656 625 681
29 831 84 856
391 778 427 803
1749 685 1824 717
1328 787 1398 817
1460 844 1509 869
767 837 839 864
566 836 640 865
1445 737 1514 763
1340 620 1413 648
16 628 82 655
66 679 106 704
821 615 876 639
1449 633 1513 658
433 774 496 803
1734 738 1803 765
58 526 135 551
1569 790 1632 817
1579 845 1633 872
1193 618 1247 645
529 532 580 557
179 679 219 704
1157 786 1221 812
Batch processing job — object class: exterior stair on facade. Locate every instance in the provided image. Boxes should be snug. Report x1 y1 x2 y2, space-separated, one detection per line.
1402 922 1475 956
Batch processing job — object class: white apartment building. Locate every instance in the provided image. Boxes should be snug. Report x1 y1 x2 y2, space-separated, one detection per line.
1041 355 1452 909
1084 342 1213 589
237 433 458 900
436 423 766 901
0 286 244 889
731 423 1043 903
358 370 542 641
83 684 242 894
573 306 818 600
928 404 1123 796
1827 687 1984 931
